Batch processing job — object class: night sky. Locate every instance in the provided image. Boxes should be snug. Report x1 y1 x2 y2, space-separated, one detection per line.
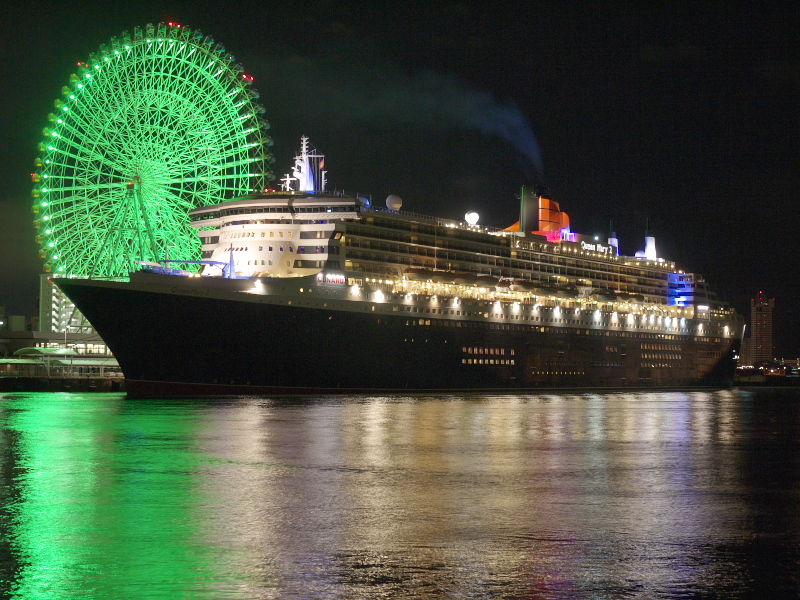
1 2 798 356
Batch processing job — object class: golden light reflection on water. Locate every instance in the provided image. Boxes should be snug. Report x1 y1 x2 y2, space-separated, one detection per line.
1 389 799 598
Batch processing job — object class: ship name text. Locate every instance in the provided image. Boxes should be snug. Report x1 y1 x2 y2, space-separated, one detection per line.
580 240 612 254
317 273 346 285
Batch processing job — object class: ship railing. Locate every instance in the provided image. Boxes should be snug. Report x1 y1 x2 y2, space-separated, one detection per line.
53 274 129 282
361 206 502 234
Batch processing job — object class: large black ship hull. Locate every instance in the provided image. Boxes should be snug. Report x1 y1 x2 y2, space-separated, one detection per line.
55 274 739 398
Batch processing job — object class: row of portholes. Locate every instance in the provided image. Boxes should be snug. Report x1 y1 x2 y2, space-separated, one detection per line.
531 370 585 375
229 231 293 239
462 359 515 365
642 353 681 360
642 343 683 351
227 245 291 252
462 346 515 356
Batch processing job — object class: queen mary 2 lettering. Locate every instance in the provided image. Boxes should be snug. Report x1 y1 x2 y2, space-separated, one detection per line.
54 138 743 398
580 240 612 254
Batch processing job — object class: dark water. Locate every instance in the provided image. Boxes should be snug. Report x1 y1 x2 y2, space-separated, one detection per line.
2 389 800 599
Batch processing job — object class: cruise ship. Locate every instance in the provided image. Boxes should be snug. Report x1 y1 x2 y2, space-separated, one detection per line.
55 138 743 398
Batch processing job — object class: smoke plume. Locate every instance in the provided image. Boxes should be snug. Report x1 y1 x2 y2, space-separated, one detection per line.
255 52 544 178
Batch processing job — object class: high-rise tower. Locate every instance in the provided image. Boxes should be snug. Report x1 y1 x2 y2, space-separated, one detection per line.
749 292 775 364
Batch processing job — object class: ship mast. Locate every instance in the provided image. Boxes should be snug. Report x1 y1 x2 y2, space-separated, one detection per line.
282 136 327 193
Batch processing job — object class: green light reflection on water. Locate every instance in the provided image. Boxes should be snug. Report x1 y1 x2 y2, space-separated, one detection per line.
2 389 784 598
0 393 250 599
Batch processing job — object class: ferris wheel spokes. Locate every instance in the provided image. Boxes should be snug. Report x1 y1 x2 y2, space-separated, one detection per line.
33 22 272 277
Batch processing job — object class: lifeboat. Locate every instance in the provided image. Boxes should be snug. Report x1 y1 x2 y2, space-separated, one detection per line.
591 288 617 301
619 293 645 303
453 273 480 285
404 268 436 281
508 279 539 292
404 268 458 284
556 285 579 298
475 274 500 288
530 284 558 296
431 271 457 284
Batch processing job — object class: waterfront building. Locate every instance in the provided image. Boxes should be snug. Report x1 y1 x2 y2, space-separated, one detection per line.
39 274 93 333
748 292 775 364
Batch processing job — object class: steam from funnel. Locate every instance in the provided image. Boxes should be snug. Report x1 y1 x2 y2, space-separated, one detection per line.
257 54 544 178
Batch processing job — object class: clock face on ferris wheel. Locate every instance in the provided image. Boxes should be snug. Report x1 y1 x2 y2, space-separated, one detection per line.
32 22 274 278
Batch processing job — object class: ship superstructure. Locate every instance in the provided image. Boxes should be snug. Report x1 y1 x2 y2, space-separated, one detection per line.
188 141 728 319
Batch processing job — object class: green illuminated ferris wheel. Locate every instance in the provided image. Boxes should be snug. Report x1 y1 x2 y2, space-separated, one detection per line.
32 22 273 277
